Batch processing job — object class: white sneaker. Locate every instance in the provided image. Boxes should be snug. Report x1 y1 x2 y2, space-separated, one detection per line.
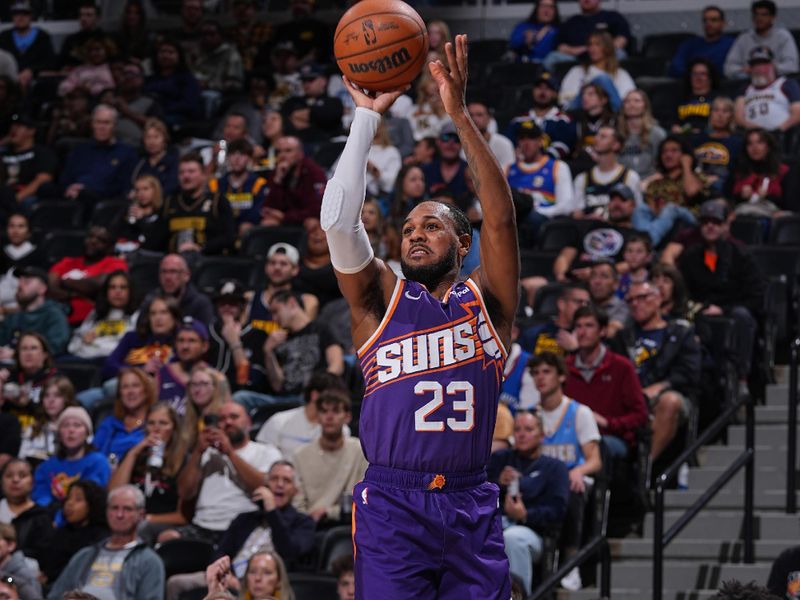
560 567 582 591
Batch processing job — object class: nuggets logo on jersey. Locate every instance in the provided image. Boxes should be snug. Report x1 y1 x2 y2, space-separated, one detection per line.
583 228 624 259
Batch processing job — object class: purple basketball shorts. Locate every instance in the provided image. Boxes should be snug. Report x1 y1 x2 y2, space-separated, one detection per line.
352 464 511 600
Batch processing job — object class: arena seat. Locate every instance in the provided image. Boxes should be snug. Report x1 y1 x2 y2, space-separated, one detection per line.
641 32 695 60
126 251 164 306
538 219 579 251
519 249 558 280
288 573 339 600
156 539 215 578
636 79 682 126
620 56 669 79
240 225 305 258
486 62 542 89
730 216 765 245
90 199 128 227
55 361 101 393
468 39 510 63
192 256 258 294
40 229 86 267
768 215 800 245
29 200 83 235
532 282 563 318
316 525 353 573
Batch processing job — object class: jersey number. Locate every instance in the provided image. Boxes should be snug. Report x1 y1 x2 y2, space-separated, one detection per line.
414 381 475 432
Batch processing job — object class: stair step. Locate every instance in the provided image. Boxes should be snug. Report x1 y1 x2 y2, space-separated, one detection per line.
663 487 784 509
559 589 718 600
609 539 791 561
766 383 795 407
755 405 792 423
714 562 773 588
606 560 709 589
728 424 800 447
699 445 799 469
642 511 800 540
688 465 788 489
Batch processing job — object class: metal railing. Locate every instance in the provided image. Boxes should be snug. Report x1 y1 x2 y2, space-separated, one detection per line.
652 395 755 600
530 489 611 600
788 338 799 514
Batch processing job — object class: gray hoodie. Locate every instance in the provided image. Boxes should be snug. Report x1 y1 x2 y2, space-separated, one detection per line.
724 26 800 78
1 550 43 600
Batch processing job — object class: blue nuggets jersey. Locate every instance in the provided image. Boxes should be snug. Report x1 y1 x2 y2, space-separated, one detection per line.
542 399 584 470
507 156 558 212
357 278 507 473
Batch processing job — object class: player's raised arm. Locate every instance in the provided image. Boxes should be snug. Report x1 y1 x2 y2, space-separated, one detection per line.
319 81 406 345
429 35 520 346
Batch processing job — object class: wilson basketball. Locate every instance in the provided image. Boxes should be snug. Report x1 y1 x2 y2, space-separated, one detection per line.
334 0 429 92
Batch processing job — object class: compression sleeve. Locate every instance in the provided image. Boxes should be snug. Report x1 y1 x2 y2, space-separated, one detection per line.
320 106 380 274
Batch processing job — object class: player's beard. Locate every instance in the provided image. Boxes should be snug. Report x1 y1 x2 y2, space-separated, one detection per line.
401 242 458 291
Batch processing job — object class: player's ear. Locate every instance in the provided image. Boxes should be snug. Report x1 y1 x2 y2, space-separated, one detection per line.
458 232 471 257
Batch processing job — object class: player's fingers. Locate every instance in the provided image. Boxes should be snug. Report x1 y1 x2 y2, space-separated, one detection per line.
443 41 458 78
428 61 453 85
456 34 467 80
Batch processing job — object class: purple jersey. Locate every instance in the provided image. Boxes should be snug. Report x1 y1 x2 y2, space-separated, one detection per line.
357 277 507 473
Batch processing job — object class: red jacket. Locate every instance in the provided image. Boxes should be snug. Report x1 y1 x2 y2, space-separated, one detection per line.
263 157 326 226
564 347 648 448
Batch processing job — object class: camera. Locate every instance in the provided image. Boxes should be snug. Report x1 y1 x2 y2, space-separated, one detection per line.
203 414 220 428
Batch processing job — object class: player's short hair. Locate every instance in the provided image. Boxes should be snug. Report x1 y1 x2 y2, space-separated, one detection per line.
624 232 653 253
315 389 351 413
427 199 472 238
528 351 567 377
573 305 609 329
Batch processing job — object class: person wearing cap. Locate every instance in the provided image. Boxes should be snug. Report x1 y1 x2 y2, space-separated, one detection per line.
0 1 56 91
735 45 800 132
207 279 268 393
573 125 642 218
678 199 765 385
282 63 343 139
210 138 267 237
1 113 57 208
724 0 799 80
506 119 574 226
48 226 128 327
246 243 319 337
509 73 576 159
32 406 111 515
142 254 214 324
466 100 515 170
261 136 327 227
422 122 470 199
156 317 210 414
0 267 70 357
668 6 736 79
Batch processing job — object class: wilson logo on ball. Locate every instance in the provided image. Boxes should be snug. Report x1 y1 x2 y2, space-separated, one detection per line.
348 46 411 74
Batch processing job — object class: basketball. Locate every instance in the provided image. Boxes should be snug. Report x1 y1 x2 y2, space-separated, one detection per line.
334 0 429 92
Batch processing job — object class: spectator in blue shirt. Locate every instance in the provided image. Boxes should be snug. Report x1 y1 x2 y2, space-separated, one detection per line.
509 0 560 63
544 0 631 71
144 40 203 127
59 104 138 211
489 411 569 596
669 6 736 78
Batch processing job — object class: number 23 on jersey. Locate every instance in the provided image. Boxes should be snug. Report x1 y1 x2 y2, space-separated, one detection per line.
414 380 475 432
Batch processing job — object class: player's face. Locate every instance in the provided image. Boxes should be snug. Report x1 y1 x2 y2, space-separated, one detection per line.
532 364 563 396
513 413 543 454
574 316 604 350
267 464 297 507
400 203 465 291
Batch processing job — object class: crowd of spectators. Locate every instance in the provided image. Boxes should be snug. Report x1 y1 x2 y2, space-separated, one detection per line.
0 0 797 597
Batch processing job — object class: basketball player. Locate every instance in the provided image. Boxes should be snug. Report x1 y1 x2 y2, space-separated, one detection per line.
321 35 519 599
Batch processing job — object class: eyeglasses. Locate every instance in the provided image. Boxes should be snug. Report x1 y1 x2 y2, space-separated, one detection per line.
439 133 459 143
626 292 654 304
700 217 723 226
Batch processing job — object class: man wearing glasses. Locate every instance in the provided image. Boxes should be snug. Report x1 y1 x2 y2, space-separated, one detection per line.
619 281 701 462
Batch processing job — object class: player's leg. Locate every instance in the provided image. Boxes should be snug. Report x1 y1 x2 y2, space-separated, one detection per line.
436 482 512 600
352 480 439 600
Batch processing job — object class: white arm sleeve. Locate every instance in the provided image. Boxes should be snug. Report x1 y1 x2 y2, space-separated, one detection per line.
320 106 380 274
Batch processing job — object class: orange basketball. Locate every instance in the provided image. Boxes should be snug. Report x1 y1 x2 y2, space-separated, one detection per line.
334 0 429 92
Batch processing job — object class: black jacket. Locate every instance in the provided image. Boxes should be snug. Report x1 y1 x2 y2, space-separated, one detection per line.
619 319 702 394
214 505 315 568
678 239 765 315
11 504 52 565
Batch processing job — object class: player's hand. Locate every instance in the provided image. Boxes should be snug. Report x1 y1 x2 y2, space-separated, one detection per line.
498 466 520 486
342 76 409 115
428 34 468 116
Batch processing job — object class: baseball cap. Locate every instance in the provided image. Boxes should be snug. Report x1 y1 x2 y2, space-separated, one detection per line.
609 183 635 202
14 266 48 286
516 120 543 138
699 199 730 222
300 63 326 80
214 279 246 303
533 71 559 91
10 113 35 128
748 46 774 65
10 1 33 14
267 242 300 266
177 316 209 341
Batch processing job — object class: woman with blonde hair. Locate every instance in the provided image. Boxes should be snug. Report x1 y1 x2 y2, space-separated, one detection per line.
205 551 295 600
109 402 188 540
426 20 451 60
559 31 634 108
18 376 76 466
366 119 402 198
112 174 164 253
182 366 229 450
617 89 667 177
93 368 156 464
